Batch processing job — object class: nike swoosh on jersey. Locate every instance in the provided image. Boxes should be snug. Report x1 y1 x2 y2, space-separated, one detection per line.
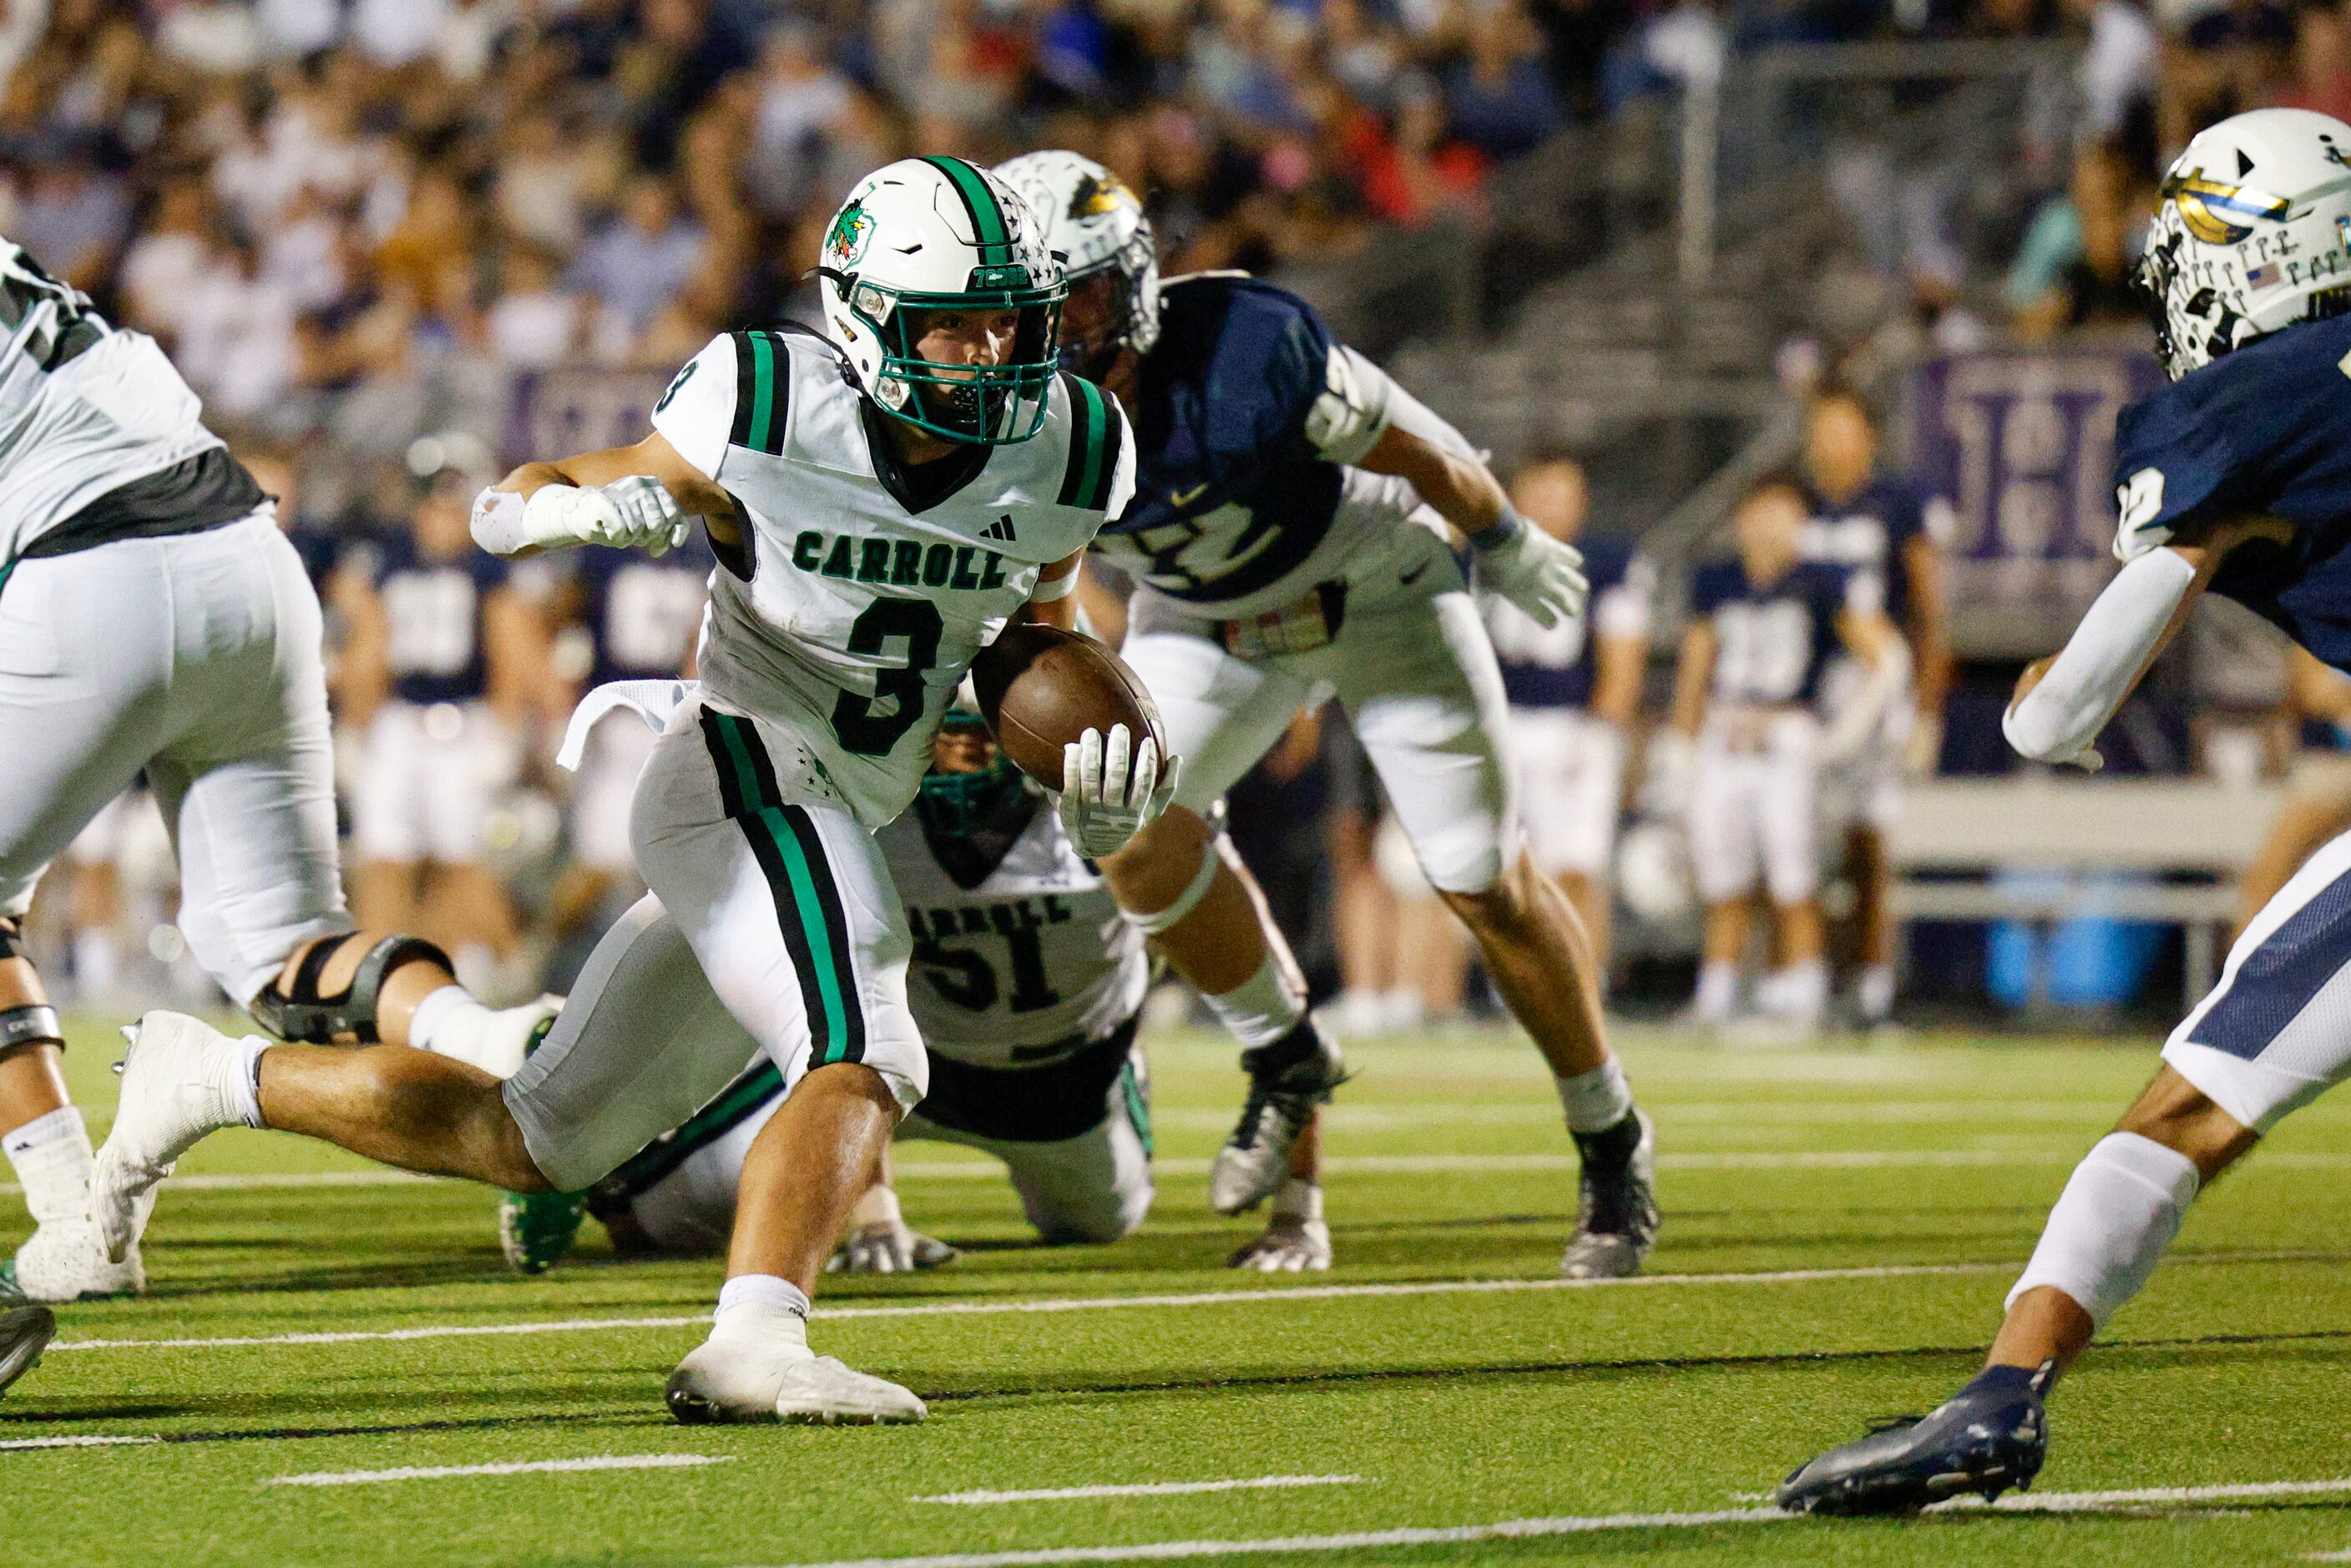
1400 562 1429 586
1168 482 1210 507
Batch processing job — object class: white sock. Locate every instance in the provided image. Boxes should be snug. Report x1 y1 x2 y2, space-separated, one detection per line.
230 1035 266 1129
1858 963 1896 1020
711 1274 813 1356
3 1106 93 1227
407 984 489 1056
2006 1132 2200 1328
1202 953 1306 1050
1771 960 1827 1022
1555 1058 1635 1134
1694 960 1738 1022
1271 1177 1323 1222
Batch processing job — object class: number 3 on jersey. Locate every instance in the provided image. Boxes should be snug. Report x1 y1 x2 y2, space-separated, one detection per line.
830 599 943 755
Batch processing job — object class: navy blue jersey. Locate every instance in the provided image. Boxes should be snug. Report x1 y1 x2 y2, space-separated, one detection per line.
370 534 508 705
281 518 347 589
1485 534 1649 710
1801 474 1945 628
572 535 712 685
1090 274 1363 609
1691 557 1853 707
2112 314 2351 674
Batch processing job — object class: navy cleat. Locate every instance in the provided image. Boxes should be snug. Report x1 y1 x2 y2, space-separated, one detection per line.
1775 1360 2054 1516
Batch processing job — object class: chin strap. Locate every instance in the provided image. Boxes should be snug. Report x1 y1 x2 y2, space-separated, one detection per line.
0 918 61 1052
248 933 454 1044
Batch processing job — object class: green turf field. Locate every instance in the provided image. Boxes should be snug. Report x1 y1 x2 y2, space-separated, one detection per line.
4 1015 2349 1567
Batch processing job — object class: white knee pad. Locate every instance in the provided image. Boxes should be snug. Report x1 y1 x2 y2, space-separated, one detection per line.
2005 1131 2202 1328
1121 835 1224 937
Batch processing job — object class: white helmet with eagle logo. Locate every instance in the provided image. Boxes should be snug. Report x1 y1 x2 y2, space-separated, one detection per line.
816 155 1066 444
993 149 1160 380
2141 107 2351 379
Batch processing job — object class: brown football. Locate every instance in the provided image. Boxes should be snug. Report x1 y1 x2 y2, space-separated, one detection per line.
969 622 1165 792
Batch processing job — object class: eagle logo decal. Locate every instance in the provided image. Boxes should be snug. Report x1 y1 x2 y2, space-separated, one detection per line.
2161 167 2290 245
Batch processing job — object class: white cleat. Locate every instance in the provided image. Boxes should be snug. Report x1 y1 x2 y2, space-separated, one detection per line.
666 1339 926 1426
9 1218 143 1301
430 994 561 1080
91 1011 252 1264
773 1358 927 1425
1226 1216 1332 1272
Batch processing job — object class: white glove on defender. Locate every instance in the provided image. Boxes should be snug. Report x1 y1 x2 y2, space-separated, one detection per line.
471 478 690 558
1053 724 1179 859
1472 513 1588 630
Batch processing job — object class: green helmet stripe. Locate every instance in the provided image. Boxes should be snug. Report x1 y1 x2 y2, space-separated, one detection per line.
922 154 1009 253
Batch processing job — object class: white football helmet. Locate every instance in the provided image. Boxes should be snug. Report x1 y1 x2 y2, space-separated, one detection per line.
993 149 1160 380
816 156 1065 444
2142 107 2351 380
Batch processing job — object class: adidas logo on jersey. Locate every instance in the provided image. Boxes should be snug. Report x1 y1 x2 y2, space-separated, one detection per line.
982 514 1017 543
791 529 1014 591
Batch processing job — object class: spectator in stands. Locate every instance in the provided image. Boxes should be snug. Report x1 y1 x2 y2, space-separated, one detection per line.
2006 120 2161 338
1446 2 1568 159
571 173 705 346
12 153 129 291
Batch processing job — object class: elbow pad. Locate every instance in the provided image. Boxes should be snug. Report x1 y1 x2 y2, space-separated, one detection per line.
2004 549 2196 762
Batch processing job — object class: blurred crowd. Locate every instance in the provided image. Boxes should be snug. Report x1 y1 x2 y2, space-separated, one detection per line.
0 0 1641 464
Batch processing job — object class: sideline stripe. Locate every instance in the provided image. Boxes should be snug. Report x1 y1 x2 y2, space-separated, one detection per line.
758 1477 2351 1568
918 1476 1363 1506
270 1454 728 1488
47 1251 2328 1355
0 1434 160 1449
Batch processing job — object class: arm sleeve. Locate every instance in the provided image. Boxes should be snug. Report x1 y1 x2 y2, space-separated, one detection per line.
2004 547 2197 762
648 334 739 481
1302 343 1396 465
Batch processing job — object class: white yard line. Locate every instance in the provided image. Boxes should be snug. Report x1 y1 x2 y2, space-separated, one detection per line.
0 1170 433 1196
756 1477 2351 1568
917 1476 1363 1505
0 1434 160 1449
13 1148 2343 1197
268 1454 730 1487
48 1249 2328 1355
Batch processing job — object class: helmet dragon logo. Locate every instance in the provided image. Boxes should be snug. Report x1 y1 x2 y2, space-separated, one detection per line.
827 201 874 268
2161 168 2291 245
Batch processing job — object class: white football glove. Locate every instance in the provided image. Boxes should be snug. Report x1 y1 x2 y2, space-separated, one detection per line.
826 1223 959 1276
1053 723 1179 859
1226 1213 1332 1272
472 478 690 558
1472 513 1588 630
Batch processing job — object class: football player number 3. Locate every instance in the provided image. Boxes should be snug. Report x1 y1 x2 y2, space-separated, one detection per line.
831 599 943 755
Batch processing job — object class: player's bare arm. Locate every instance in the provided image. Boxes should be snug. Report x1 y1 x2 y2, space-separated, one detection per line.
1361 421 1590 631
1668 621 1717 737
1903 529 1953 741
474 431 731 559
1019 549 1084 632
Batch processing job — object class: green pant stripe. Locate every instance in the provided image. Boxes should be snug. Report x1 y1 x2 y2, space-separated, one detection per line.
746 331 778 453
1119 1059 1153 1158
758 806 852 1064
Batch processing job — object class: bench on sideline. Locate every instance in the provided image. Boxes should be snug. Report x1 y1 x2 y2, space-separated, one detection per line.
1888 777 2281 1008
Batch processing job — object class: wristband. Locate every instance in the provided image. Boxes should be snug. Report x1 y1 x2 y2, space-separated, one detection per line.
1031 565 1079 602
523 483 589 548
1468 509 1525 553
